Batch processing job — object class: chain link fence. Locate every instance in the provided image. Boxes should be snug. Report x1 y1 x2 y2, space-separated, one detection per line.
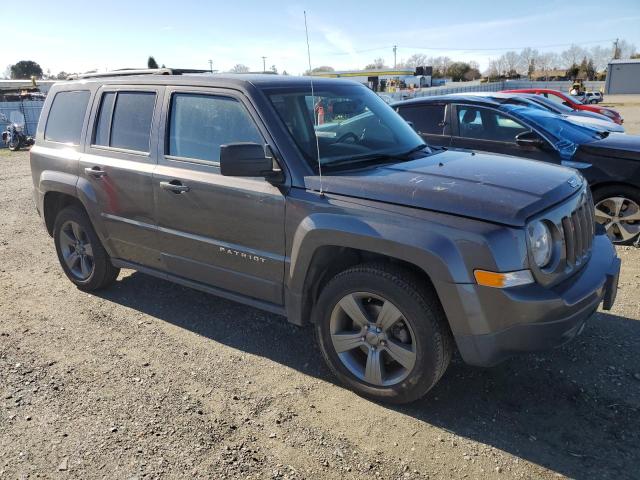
0 100 44 148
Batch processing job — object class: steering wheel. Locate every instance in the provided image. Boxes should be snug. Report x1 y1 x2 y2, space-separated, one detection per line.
336 132 359 144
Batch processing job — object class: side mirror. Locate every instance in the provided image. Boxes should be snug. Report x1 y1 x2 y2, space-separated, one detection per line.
516 130 545 148
220 143 283 183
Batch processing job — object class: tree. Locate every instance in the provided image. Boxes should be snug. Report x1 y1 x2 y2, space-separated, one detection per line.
147 56 159 69
561 44 587 69
270 64 278 74
566 62 580 80
365 57 387 70
304 66 334 75
10 60 43 79
431 56 451 78
519 48 539 76
502 51 522 75
55 71 69 80
589 45 610 73
586 59 596 80
399 53 429 69
229 64 250 73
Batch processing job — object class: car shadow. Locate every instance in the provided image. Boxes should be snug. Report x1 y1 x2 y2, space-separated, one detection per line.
97 271 640 480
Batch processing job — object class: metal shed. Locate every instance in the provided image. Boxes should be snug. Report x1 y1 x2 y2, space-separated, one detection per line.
605 58 640 94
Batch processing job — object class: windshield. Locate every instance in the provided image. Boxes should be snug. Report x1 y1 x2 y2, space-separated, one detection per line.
527 95 574 114
265 84 426 169
501 104 602 157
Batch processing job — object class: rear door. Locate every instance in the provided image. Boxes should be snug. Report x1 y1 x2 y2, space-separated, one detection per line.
152 86 286 305
450 104 555 162
395 103 451 147
78 86 164 268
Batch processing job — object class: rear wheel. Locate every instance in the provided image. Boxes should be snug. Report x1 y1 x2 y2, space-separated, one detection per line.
53 205 120 290
8 136 20 151
314 264 453 404
593 185 640 245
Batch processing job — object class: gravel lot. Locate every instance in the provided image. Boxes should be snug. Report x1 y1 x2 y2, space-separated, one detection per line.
1 106 640 479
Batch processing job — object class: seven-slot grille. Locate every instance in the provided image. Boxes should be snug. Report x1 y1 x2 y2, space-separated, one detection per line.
561 192 595 268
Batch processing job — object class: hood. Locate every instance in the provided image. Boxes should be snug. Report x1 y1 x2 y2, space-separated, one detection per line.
566 115 625 133
305 149 583 227
578 134 640 161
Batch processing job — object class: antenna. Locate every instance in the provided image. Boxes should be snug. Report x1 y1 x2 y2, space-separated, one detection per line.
304 10 324 196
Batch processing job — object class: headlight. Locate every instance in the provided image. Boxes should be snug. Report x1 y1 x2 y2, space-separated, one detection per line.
528 221 552 268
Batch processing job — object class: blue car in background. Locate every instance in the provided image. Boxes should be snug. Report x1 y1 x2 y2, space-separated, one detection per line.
393 94 640 245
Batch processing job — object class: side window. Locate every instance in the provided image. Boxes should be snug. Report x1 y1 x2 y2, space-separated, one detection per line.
44 90 90 145
399 104 446 135
93 91 156 152
457 106 528 142
168 93 263 162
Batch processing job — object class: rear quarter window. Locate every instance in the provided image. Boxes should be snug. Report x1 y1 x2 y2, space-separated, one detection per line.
93 91 156 153
44 90 91 145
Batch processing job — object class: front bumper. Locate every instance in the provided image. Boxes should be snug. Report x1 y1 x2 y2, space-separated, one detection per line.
449 233 620 367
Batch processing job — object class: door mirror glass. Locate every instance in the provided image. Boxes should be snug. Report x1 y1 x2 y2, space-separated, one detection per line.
220 143 282 181
516 130 545 148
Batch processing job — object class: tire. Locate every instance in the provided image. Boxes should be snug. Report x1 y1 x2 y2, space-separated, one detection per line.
8 138 20 151
53 205 120 291
592 185 640 245
313 263 453 404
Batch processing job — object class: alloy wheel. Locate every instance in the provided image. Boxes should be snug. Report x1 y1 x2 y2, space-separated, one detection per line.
595 196 640 244
58 220 95 280
329 292 417 387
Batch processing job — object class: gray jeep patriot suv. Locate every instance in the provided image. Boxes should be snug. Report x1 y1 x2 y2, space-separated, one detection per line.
31 73 620 403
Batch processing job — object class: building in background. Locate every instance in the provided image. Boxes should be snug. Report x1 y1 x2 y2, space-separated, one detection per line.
605 59 640 94
311 68 432 92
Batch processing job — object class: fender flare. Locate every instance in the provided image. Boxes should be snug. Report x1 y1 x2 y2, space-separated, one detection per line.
285 212 472 325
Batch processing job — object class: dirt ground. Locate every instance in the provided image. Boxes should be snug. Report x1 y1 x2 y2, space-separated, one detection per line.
1 128 640 478
601 94 640 135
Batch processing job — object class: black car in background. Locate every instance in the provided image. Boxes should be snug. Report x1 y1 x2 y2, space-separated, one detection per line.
393 95 640 244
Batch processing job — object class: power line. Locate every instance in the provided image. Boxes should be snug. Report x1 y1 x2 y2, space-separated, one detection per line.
321 38 616 57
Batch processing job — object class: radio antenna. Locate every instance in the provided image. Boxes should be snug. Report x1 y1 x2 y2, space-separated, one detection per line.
304 10 324 196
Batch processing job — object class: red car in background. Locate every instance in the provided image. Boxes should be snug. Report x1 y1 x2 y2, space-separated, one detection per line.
501 88 623 125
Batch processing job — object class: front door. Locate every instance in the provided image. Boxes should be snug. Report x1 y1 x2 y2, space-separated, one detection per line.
79 86 164 268
450 104 555 163
152 87 286 305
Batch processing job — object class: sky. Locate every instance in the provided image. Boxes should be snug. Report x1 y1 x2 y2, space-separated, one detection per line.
3 0 640 76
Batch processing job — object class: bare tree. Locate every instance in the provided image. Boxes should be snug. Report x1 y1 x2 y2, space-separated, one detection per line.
400 53 429 69
589 45 610 72
229 64 250 73
365 57 387 70
617 39 638 59
519 48 539 76
560 44 587 68
502 51 522 75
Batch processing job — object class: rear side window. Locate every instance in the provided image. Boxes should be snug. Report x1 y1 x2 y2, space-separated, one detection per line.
398 104 446 135
168 93 263 162
93 91 156 152
44 90 90 144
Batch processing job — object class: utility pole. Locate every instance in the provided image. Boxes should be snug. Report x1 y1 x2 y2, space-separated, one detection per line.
261 56 267 72
208 59 213 73
393 45 397 69
613 38 620 59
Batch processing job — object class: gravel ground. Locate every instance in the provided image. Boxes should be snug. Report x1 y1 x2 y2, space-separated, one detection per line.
1 147 639 480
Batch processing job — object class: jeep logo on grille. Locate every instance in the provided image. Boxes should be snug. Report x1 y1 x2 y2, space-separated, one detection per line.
567 176 581 189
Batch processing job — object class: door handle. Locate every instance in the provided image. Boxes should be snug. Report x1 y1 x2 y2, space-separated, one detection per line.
84 166 106 178
160 180 190 193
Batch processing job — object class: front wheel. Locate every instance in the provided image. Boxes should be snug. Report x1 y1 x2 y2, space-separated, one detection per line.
8 137 20 151
593 185 640 245
314 264 453 404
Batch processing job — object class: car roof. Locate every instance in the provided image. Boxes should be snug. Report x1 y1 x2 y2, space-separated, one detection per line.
391 94 502 108
57 73 362 90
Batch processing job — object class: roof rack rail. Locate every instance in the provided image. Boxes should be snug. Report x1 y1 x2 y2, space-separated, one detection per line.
68 68 211 80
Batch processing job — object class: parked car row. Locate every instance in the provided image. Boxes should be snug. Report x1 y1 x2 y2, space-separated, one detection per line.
392 89 639 246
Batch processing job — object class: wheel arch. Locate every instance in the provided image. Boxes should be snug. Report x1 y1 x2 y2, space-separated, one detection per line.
284 213 470 326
